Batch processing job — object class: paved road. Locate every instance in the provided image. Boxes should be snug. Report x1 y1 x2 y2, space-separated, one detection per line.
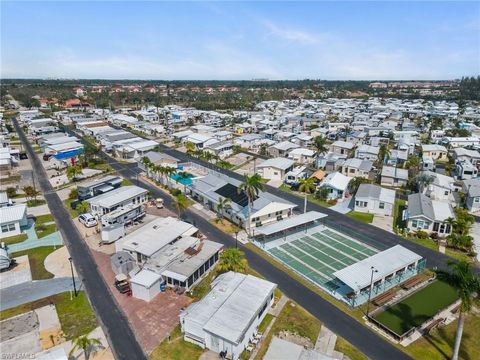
102 155 411 359
0 277 73 311
13 119 147 360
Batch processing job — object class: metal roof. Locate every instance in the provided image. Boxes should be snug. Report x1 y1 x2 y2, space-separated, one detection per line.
0 204 27 224
356 184 395 204
333 245 422 291
255 211 327 236
86 186 148 208
257 157 295 171
182 272 276 344
130 269 161 288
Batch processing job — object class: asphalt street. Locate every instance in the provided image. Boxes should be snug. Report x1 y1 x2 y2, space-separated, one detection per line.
105 154 411 359
13 119 147 360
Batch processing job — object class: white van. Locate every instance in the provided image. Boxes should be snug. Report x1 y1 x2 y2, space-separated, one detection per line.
78 213 98 228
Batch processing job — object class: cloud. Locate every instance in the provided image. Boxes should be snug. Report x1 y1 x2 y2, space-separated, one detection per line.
261 19 323 45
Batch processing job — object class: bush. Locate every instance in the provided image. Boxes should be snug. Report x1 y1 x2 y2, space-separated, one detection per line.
6 187 17 198
327 199 337 205
430 232 438 240
68 188 78 200
170 188 181 196
416 230 429 239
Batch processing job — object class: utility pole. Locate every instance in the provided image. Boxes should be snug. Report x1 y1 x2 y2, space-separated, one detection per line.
69 257 77 297
366 266 378 318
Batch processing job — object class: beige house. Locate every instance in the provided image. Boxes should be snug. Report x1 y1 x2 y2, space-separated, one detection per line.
421 144 448 161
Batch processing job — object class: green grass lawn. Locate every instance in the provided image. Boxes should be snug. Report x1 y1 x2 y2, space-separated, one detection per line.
121 178 133 186
63 198 82 218
27 199 47 207
150 324 206 360
279 184 333 208
11 246 59 280
405 312 480 360
346 211 374 224
35 223 58 239
258 313 274 333
373 280 458 336
35 214 54 225
0 291 97 340
1 233 28 246
56 291 98 339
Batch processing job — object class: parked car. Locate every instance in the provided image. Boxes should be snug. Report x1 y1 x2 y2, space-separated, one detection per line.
114 274 131 295
78 213 97 228
155 198 164 209
43 153 52 161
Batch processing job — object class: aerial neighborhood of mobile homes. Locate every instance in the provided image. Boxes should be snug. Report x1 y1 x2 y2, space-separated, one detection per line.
1 85 479 360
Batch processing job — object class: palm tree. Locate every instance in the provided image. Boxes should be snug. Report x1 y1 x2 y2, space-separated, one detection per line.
66 164 83 180
173 194 189 219
216 197 232 224
313 135 328 157
163 166 175 185
349 177 369 194
416 173 435 193
298 177 316 213
176 171 191 194
238 173 264 236
69 335 102 360
185 141 196 154
378 144 391 164
141 156 152 176
217 248 248 274
437 261 480 360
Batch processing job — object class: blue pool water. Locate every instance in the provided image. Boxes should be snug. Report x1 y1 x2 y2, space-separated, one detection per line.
171 173 193 185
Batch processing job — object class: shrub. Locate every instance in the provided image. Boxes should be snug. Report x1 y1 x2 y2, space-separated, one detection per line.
68 188 78 200
416 230 429 239
327 199 337 205
170 188 181 196
6 187 17 198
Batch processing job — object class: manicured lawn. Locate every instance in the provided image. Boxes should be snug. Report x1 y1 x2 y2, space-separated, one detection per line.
35 214 54 225
150 324 206 360
346 211 374 224
27 199 47 207
1 233 28 246
0 291 97 340
11 246 59 280
373 280 458 336
56 291 98 339
35 223 58 239
405 312 480 360
63 198 82 218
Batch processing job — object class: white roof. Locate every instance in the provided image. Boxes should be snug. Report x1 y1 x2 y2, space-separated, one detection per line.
422 144 447 152
0 204 26 224
321 172 351 191
46 141 83 152
255 211 327 236
289 148 315 157
130 269 161 288
86 186 148 208
333 245 422 291
332 140 355 149
124 139 158 151
381 166 409 180
257 157 295 170
119 217 197 257
182 272 276 344
0 192 9 204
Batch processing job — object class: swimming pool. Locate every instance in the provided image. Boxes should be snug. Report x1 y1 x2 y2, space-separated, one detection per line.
171 173 193 185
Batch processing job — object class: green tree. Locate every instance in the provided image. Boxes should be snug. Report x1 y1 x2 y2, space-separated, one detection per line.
415 173 435 193
216 197 232 224
68 188 78 200
217 248 248 274
378 144 391 164
238 173 264 236
69 335 103 360
313 135 328 157
66 164 83 180
173 194 189 219
437 261 480 360
22 185 40 202
141 156 152 176
185 141 196 154
316 187 330 201
298 177 316 213
349 177 369 194
176 171 191 194
6 187 17 198
76 201 90 214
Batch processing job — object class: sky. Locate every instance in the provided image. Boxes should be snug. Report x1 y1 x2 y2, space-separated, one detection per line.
1 1 479 80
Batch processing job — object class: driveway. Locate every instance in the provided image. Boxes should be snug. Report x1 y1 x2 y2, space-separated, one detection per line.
0 277 74 311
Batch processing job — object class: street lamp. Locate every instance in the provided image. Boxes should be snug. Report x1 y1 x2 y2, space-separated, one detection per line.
366 266 378 318
234 230 239 249
68 257 78 297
